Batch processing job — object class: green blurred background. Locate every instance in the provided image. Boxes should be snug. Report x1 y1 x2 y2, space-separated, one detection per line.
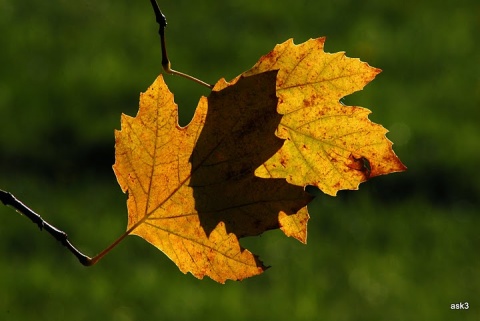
1 0 478 320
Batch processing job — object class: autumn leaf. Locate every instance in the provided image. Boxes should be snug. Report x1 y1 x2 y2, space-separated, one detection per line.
113 36 406 283
113 71 312 283
0 1 407 284
245 38 406 196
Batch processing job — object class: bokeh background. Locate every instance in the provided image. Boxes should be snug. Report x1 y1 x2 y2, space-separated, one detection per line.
1 0 478 320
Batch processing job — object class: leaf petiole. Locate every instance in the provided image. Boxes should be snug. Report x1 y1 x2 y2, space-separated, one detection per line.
149 0 214 89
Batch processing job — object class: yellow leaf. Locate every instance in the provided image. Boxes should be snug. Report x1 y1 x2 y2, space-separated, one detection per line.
113 71 312 283
278 207 310 244
245 38 406 195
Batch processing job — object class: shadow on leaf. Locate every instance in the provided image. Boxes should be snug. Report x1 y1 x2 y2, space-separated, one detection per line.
189 71 312 239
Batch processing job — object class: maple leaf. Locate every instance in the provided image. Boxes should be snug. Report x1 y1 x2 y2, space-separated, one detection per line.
0 3 406 283
113 71 312 283
112 36 406 283
245 38 407 196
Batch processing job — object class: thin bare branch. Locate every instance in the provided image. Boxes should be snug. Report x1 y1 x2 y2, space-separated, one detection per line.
149 0 214 89
0 189 93 266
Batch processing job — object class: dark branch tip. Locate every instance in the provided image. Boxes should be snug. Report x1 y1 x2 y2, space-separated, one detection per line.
150 0 167 28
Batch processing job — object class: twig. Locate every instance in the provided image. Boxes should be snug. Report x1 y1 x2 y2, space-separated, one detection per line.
0 189 93 266
149 0 214 89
